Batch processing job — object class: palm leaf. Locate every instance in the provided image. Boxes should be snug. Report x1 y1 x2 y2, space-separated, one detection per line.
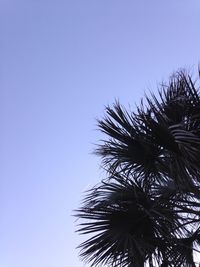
75 175 200 266
76 69 200 266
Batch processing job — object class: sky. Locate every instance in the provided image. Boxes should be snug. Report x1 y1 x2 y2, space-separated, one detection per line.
1 1 200 266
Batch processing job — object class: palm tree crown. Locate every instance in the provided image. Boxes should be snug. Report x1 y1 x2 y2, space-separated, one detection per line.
75 71 200 267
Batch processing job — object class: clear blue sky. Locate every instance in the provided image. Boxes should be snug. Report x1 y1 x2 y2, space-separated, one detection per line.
1 1 200 266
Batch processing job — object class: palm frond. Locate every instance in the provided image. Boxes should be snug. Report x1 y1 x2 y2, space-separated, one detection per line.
76 69 200 266
75 175 200 266
96 72 200 188
96 102 162 180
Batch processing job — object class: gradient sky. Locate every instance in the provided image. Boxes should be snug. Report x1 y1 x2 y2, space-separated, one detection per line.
1 1 200 266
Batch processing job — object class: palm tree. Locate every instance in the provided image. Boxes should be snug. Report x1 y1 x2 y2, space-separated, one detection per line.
75 70 200 266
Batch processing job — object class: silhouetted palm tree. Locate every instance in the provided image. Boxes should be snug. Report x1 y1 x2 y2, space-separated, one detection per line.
76 71 200 266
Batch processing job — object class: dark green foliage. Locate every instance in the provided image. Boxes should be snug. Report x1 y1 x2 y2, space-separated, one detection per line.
75 71 200 266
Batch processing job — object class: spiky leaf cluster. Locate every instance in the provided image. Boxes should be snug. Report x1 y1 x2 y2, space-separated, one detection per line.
76 71 200 266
